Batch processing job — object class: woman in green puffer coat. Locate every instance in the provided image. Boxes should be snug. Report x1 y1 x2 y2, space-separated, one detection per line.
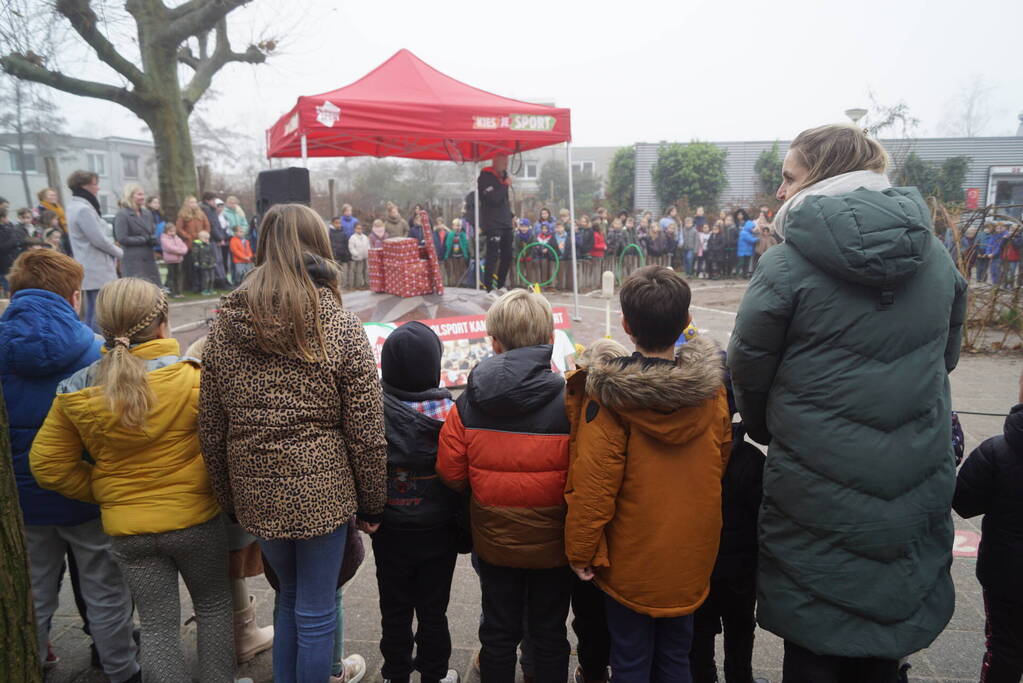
727 124 968 681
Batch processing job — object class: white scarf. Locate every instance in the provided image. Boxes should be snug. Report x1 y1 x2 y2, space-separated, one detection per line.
774 170 892 237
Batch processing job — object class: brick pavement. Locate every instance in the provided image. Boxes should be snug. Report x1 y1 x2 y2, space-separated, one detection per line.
40 280 1017 683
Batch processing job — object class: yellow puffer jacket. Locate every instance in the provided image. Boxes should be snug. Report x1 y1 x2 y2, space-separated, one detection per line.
30 338 220 536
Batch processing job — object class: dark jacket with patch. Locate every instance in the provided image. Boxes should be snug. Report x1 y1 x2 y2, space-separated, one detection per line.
382 386 461 531
329 226 351 263
953 404 1023 601
564 337 732 617
437 344 570 568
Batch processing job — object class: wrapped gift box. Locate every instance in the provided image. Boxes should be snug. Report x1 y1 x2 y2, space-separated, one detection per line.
383 237 419 262
367 248 386 292
386 260 432 298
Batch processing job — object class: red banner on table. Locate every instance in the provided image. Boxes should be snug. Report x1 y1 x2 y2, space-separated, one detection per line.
363 307 575 387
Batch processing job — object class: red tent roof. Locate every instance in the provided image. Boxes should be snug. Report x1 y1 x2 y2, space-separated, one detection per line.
266 49 571 161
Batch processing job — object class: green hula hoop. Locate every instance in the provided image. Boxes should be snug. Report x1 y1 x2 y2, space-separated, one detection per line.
616 242 647 284
516 241 561 287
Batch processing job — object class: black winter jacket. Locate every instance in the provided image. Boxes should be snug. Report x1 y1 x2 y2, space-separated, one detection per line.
329 227 351 263
713 425 764 581
382 386 461 531
204 203 229 243
477 168 513 234
953 404 1023 601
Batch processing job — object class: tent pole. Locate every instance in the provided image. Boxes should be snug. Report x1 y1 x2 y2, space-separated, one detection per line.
567 142 580 321
301 135 308 167
474 158 481 291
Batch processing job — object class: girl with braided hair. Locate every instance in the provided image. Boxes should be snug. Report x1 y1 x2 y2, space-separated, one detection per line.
31 277 237 682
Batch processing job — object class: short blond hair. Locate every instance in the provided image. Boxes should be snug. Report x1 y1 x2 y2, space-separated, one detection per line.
486 289 554 350
576 338 628 369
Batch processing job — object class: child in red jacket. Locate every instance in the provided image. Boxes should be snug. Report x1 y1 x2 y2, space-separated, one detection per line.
437 289 572 683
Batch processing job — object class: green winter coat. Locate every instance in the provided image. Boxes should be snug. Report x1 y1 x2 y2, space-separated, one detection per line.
727 186 967 660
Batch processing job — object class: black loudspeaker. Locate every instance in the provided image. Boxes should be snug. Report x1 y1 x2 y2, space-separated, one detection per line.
255 167 311 212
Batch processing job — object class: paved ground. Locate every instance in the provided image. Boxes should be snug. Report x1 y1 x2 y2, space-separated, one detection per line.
41 278 1015 683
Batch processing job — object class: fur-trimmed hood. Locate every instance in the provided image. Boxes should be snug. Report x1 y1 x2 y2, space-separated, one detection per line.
584 336 725 444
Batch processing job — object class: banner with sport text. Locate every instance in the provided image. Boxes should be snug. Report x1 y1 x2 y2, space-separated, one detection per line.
364 307 576 388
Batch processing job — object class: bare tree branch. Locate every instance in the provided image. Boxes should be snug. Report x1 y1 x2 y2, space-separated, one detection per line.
0 53 142 111
53 0 147 88
162 0 252 46
177 45 200 69
180 20 265 111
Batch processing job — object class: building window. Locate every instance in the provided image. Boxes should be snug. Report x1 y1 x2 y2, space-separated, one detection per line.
87 153 106 176
572 161 595 175
524 162 538 179
99 193 110 214
9 150 37 173
122 154 139 178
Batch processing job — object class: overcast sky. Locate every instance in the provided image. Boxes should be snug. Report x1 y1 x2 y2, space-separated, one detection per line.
55 0 1023 150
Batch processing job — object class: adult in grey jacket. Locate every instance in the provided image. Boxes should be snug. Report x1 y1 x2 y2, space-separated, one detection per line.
113 185 160 286
728 125 967 679
66 171 122 332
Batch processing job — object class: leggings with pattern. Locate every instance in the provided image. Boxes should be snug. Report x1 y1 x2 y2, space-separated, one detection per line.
110 515 234 683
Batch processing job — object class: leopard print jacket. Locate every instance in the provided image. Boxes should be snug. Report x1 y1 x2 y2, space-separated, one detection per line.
198 286 386 540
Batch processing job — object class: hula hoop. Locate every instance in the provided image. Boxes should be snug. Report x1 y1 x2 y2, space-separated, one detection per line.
516 241 561 287
616 243 647 284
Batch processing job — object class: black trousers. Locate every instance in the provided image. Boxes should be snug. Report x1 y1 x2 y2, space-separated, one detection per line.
782 640 899 683
484 230 514 291
571 577 610 680
477 558 572 683
372 526 458 683
982 591 1023 683
690 576 756 683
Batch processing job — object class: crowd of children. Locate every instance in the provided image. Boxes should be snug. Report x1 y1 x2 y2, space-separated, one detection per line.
2 197 1022 683
952 220 1023 287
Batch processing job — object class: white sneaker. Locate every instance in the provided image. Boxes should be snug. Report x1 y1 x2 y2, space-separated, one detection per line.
440 670 460 683
330 654 366 683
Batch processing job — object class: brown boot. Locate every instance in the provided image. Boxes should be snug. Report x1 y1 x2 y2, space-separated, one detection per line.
234 595 273 663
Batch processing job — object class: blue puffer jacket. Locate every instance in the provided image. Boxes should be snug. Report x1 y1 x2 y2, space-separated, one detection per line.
737 221 759 257
0 288 102 526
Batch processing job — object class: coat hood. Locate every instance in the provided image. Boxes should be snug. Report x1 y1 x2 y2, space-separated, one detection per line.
57 338 198 449
466 345 564 416
0 289 99 377
585 336 724 444
1003 404 1023 452
383 390 449 470
217 263 340 357
784 186 934 288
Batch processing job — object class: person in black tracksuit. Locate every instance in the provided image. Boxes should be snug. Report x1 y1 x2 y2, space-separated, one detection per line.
375 322 462 683
690 420 765 683
478 155 514 291
953 397 1023 683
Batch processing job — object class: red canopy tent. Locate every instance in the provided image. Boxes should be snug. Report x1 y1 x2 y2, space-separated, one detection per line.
265 49 581 313
266 48 570 161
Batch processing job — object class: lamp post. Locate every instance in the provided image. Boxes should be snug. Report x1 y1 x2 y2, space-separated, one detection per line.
845 108 869 126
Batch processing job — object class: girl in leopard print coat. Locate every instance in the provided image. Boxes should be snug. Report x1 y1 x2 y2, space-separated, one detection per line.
198 203 386 682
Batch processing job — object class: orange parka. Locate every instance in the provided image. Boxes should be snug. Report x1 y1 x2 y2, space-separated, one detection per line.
564 336 732 617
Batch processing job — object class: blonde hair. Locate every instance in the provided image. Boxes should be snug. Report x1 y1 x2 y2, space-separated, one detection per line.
576 338 628 369
177 195 203 222
789 123 890 193
94 278 168 429
245 203 339 362
486 289 554 350
120 184 145 209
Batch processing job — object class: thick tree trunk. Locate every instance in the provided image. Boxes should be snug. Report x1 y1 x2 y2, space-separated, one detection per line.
142 101 198 221
0 385 42 682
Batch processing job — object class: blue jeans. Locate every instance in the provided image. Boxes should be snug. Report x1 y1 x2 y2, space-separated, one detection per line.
604 593 694 683
683 249 695 277
991 258 1002 286
273 588 346 676
259 524 348 683
82 289 101 333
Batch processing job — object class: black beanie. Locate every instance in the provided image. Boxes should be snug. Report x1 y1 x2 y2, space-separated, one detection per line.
381 321 443 393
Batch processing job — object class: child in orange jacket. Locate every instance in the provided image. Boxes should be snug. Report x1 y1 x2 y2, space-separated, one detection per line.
564 265 731 683
229 226 254 284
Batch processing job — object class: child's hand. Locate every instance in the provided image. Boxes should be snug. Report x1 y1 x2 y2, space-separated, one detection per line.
356 520 380 535
571 564 595 581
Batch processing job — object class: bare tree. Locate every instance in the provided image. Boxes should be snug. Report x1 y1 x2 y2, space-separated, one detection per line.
0 75 68 206
0 0 274 217
940 77 994 138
